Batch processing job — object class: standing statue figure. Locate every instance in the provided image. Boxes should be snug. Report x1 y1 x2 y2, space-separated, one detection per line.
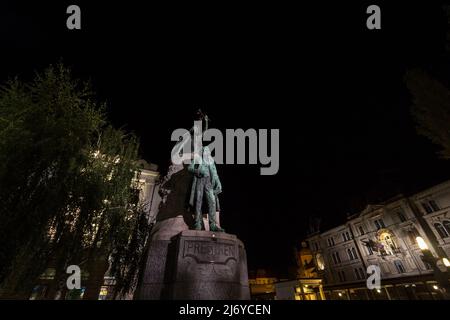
186 110 224 232
188 145 224 232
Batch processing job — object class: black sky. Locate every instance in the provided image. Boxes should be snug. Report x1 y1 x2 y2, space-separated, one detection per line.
2 1 450 275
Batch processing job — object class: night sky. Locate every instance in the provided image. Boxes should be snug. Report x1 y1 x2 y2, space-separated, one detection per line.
2 1 450 276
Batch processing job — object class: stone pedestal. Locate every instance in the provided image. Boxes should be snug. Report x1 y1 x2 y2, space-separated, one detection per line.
135 230 250 300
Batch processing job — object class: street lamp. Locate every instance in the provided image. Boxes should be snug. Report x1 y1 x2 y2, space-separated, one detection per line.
416 236 429 250
416 236 450 299
443 258 450 268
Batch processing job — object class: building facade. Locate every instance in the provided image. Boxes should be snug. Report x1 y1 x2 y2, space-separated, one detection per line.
304 180 450 300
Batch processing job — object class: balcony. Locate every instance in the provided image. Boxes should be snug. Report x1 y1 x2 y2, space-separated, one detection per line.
378 247 402 257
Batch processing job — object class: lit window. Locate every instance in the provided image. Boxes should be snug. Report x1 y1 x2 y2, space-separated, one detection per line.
39 268 56 280
379 231 399 255
98 286 109 300
81 271 90 281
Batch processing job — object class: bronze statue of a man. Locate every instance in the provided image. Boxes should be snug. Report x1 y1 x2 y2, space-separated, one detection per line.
188 146 224 232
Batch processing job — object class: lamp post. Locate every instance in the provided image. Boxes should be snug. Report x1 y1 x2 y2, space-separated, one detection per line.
416 237 450 299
